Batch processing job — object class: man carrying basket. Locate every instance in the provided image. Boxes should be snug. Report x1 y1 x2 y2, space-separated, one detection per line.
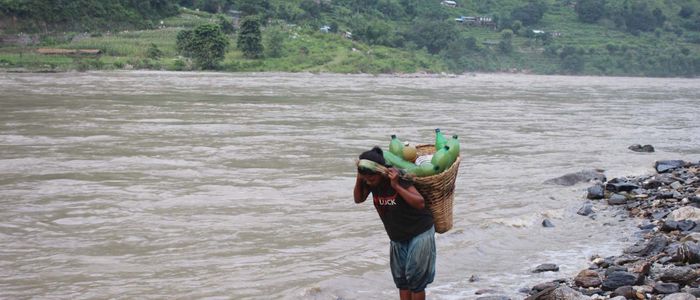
353 146 436 300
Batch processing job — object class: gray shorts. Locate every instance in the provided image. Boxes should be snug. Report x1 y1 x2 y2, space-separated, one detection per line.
389 226 436 292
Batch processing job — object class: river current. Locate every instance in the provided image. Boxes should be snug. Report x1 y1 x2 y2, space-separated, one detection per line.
1 72 699 299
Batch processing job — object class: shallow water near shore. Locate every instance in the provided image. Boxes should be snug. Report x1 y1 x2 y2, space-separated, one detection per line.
1 71 699 299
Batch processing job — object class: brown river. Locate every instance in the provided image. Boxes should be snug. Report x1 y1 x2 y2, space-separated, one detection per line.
1 71 699 299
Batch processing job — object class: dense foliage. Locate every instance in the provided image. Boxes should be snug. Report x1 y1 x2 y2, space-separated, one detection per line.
0 0 179 31
176 24 229 69
236 16 263 58
1 0 700 76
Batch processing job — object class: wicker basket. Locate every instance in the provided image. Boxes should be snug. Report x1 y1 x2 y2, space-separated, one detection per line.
412 144 461 234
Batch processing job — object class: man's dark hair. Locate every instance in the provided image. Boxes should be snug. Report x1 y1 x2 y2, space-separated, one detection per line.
359 146 386 166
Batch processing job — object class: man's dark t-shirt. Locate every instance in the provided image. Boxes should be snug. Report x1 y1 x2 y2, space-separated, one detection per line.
370 178 434 242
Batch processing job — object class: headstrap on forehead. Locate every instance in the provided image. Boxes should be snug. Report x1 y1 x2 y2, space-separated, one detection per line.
357 159 389 175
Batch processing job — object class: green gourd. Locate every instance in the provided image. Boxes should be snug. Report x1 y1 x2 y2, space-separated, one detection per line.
435 128 447 150
389 134 404 157
431 145 453 173
383 149 416 170
446 135 460 159
407 163 440 177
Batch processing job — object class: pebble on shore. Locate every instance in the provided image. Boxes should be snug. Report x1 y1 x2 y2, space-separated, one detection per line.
526 160 700 300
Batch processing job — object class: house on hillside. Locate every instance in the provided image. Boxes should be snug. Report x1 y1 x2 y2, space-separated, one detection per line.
456 16 496 30
441 0 457 8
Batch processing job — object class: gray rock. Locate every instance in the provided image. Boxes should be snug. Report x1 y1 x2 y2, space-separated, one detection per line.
624 235 668 257
659 266 699 285
678 220 696 232
542 219 555 228
653 210 671 220
668 206 700 223
670 181 683 190
627 259 651 276
544 169 606 186
475 289 499 295
587 184 605 200
608 193 627 205
608 297 626 300
550 286 591 300
476 296 511 300
606 179 640 193
661 220 681 232
629 144 655 152
681 287 700 297
533 263 559 273
612 286 635 299
532 281 559 292
655 282 680 294
655 160 685 173
662 293 696 300
602 271 638 291
527 285 557 300
578 201 594 216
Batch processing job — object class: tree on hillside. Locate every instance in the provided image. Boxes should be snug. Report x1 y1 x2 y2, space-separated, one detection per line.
510 0 548 26
408 19 458 54
623 2 665 33
218 14 235 34
264 26 286 58
559 46 585 74
238 0 271 17
498 29 513 54
575 0 606 23
176 24 230 69
0 0 179 32
237 16 264 59
299 0 321 18
679 5 694 19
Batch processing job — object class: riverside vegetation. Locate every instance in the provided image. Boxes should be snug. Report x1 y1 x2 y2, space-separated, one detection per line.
1 0 700 76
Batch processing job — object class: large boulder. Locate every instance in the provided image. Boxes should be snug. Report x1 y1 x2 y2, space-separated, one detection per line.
668 206 700 223
608 193 627 205
655 160 685 173
662 293 696 300
602 271 638 291
629 144 655 152
527 285 591 300
544 169 606 186
533 264 559 273
587 184 605 200
624 235 668 257
574 270 602 288
659 266 699 285
577 201 594 216
605 178 640 193
476 296 511 300
655 282 680 294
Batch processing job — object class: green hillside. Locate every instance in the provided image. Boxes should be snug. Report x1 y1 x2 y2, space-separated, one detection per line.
1 0 699 76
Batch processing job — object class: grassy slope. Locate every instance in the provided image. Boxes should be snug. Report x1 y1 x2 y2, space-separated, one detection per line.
1 2 699 76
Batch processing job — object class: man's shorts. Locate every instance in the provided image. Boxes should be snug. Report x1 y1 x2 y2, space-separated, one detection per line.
389 226 436 292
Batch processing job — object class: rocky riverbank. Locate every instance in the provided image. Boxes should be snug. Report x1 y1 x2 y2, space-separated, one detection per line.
522 160 700 300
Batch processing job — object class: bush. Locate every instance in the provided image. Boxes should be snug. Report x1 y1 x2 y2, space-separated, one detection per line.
575 0 606 23
177 24 230 69
146 43 163 59
264 26 287 58
237 16 264 59
510 1 547 26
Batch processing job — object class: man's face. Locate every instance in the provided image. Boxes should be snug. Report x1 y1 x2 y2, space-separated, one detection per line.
361 173 384 187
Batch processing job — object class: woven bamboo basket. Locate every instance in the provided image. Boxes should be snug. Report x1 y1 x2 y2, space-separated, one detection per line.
412 144 461 234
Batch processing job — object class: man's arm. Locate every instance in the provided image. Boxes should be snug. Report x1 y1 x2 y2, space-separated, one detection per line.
387 169 425 210
354 174 370 203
